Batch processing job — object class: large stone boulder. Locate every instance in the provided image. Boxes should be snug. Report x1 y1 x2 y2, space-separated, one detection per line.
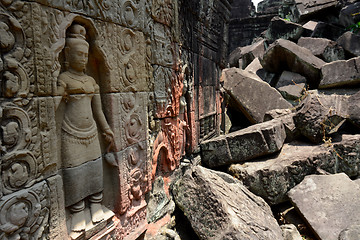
293 90 348 143
337 31 360 57
265 17 304 43
288 173 360 240
260 39 326 89
276 71 306 102
311 22 346 41
319 57 360 88
228 40 266 69
229 134 360 205
244 57 276 84
222 67 292 123
290 0 338 22
172 166 284 240
201 119 286 168
297 37 345 62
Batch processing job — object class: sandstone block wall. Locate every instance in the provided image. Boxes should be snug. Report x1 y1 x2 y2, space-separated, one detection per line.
0 0 231 239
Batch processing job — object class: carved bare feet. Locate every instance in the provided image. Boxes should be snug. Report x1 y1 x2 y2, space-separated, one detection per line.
71 210 86 232
90 202 104 223
89 192 104 223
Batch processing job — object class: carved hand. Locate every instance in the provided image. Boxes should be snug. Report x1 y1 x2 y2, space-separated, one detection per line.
103 128 115 151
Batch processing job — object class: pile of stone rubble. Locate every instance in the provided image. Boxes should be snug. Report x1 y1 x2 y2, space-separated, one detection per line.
148 1 360 240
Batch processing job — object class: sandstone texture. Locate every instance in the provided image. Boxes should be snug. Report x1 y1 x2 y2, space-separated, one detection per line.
319 57 360 88
265 17 304 43
229 134 360 205
260 39 326 89
172 166 284 240
298 37 345 62
201 119 286 167
222 67 292 123
288 173 360 240
337 31 360 57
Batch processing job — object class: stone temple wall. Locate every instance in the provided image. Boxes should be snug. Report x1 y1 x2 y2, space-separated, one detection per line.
0 0 231 239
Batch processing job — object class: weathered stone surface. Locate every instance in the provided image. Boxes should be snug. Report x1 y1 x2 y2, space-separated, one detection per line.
281 224 302 240
201 119 286 167
339 224 360 240
293 90 348 143
260 39 326 89
229 134 360 205
244 57 276 84
228 40 265 69
319 57 360 88
337 31 360 57
265 17 304 43
146 176 175 223
222 67 292 123
277 71 307 88
348 90 360 128
172 166 284 240
258 0 283 15
339 2 360 28
264 109 299 142
298 37 345 62
311 22 346 41
291 0 338 22
288 173 360 240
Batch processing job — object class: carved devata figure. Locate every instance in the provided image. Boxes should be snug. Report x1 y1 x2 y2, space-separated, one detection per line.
56 24 114 235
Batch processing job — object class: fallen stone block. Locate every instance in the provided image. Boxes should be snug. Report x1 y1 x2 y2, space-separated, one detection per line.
244 57 276 84
298 37 345 62
227 40 266 69
291 0 338 22
288 173 360 240
265 17 304 43
337 31 360 57
201 119 286 168
311 22 346 41
276 71 306 102
293 90 348 143
229 134 360 205
264 108 299 142
339 2 360 28
172 166 284 240
319 57 360 88
260 39 326 89
222 67 292 123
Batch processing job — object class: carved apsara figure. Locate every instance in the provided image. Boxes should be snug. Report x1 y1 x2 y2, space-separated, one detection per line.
56 24 114 233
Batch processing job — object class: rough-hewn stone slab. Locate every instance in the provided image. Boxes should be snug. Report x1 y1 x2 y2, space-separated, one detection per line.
288 173 360 240
319 57 360 89
265 17 304 43
229 134 360 205
201 119 286 168
337 31 360 57
228 40 265 69
222 67 292 123
293 0 338 22
293 90 348 143
172 166 284 240
348 90 360 129
260 39 326 89
298 37 345 62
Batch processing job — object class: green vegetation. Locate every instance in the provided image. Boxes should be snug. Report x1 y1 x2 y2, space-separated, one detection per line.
347 21 360 33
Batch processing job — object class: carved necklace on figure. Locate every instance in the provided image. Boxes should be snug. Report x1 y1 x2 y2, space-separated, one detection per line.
66 70 89 84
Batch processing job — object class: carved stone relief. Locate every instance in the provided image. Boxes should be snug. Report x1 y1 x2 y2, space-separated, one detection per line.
103 92 148 152
28 0 149 32
55 23 115 236
0 181 50 240
0 8 31 98
95 22 150 92
152 0 174 26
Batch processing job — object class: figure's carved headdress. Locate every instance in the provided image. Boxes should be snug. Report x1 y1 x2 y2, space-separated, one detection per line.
65 24 89 48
